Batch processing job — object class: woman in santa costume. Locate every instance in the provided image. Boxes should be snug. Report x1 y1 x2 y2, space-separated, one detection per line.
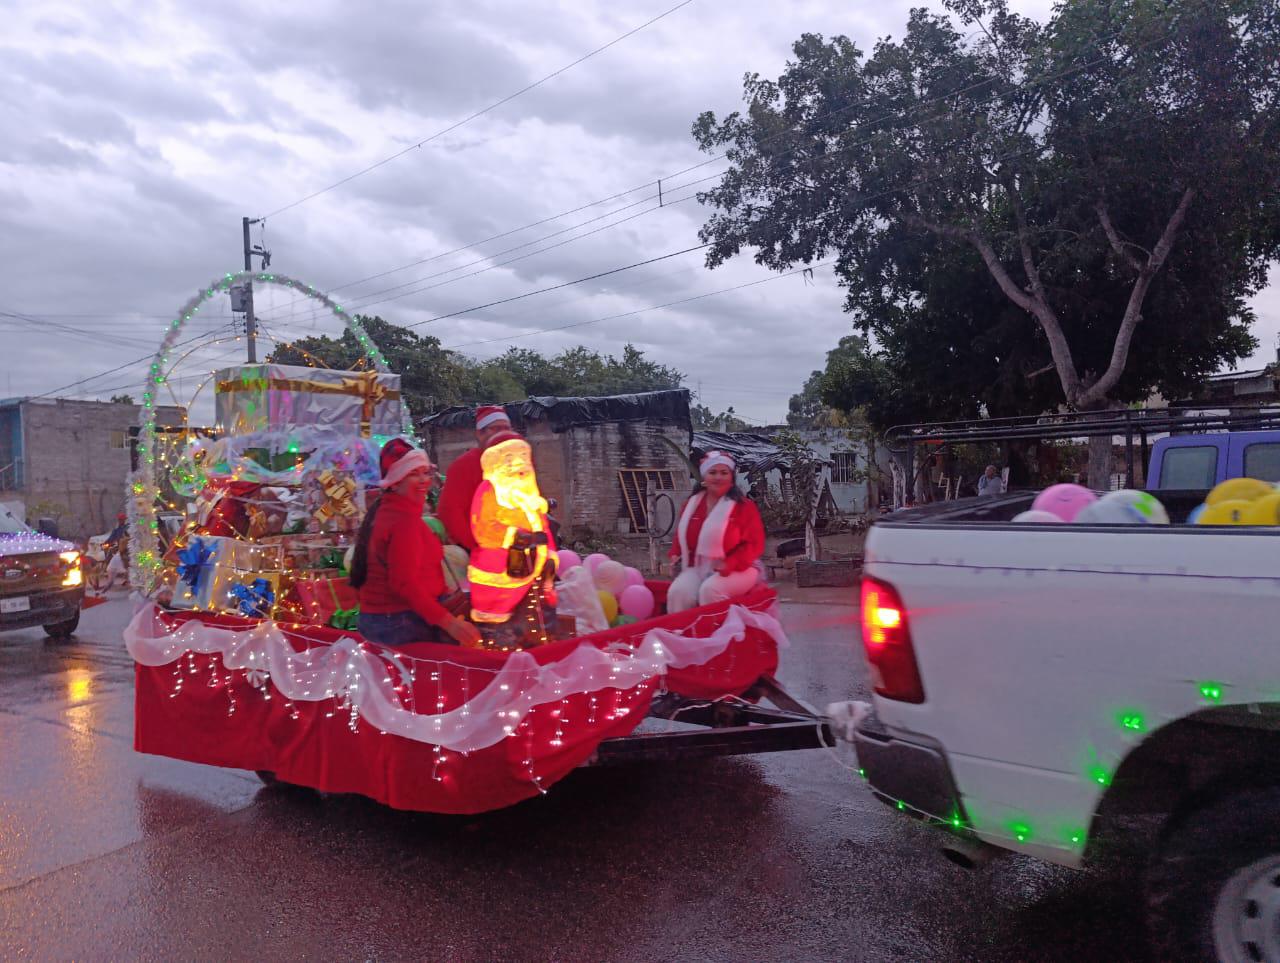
667 451 766 613
349 439 482 648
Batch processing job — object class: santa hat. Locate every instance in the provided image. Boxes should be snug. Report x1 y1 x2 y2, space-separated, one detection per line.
379 438 432 489
699 450 736 477
475 405 511 431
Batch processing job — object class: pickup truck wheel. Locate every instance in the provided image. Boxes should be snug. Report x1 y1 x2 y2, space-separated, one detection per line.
1146 787 1280 963
43 611 80 640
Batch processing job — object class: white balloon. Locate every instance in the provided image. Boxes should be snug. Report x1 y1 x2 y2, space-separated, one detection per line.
1074 489 1170 525
1012 510 1065 523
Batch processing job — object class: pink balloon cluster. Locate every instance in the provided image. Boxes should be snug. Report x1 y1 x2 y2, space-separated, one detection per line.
556 550 653 622
1029 483 1098 522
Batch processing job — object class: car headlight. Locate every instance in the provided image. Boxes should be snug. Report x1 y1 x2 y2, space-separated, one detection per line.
60 551 82 587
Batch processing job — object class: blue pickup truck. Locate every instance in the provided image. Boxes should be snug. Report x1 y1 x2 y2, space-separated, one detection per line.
1148 430 1280 489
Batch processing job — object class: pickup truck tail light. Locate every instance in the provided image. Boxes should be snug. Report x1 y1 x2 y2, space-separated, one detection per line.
860 576 924 703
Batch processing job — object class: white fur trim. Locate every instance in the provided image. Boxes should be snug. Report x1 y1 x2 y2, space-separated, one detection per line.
699 451 735 476
675 492 736 568
380 448 431 488
476 410 511 430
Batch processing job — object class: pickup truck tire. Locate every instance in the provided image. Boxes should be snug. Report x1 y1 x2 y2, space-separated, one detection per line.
1146 786 1280 963
43 611 80 640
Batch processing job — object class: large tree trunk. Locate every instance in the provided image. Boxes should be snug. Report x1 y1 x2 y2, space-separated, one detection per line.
1087 434 1114 491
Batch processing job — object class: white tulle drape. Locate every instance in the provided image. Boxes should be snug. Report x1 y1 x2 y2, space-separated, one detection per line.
124 603 789 753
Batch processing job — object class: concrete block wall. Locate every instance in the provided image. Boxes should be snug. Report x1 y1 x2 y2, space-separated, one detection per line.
562 421 690 540
15 400 184 539
426 419 691 543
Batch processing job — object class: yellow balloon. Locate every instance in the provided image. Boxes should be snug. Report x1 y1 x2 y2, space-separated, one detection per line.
597 589 618 624
1196 499 1254 525
1243 491 1280 526
1205 478 1274 505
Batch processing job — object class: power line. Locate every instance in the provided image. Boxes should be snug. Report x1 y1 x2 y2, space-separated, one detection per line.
260 17 1155 317
0 309 161 350
32 325 236 400
442 258 836 351
260 0 697 220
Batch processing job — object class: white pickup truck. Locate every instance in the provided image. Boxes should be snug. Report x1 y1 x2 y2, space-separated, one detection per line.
850 488 1279 962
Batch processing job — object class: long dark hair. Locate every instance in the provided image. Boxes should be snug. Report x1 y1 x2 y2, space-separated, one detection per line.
347 493 384 590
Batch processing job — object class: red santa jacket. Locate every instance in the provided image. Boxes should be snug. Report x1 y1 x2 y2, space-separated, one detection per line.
356 490 451 626
436 447 483 551
668 494 766 574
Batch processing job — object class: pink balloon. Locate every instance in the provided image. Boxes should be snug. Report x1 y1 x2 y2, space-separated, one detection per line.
585 553 610 575
1031 483 1098 522
619 584 655 621
557 549 582 573
623 566 645 588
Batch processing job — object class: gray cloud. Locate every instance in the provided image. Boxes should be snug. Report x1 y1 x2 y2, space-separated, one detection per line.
1 0 1273 426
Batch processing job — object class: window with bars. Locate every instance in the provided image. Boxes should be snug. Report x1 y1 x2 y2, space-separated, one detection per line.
831 451 860 484
617 468 681 533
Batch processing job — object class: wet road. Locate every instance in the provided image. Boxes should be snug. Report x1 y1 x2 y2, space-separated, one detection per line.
1 592 1150 961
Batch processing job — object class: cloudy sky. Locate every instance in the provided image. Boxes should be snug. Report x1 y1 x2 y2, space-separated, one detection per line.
2 0 1276 426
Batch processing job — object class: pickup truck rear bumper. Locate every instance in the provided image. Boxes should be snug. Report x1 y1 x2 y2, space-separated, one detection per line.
0 587 81 631
852 711 967 825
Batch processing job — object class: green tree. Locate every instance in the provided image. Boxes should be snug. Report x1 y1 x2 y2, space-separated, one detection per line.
108 394 135 405
269 317 685 413
693 0 1279 479
691 404 751 432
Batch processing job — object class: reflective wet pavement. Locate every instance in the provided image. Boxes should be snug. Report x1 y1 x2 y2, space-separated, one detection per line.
0 592 1150 961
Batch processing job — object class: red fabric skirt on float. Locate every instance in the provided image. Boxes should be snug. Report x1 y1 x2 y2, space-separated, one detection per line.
126 583 785 814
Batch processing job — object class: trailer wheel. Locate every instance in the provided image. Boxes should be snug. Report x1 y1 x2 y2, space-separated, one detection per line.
1146 786 1280 963
44 611 80 640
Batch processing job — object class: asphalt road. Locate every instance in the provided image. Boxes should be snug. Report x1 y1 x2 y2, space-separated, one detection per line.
0 591 1151 962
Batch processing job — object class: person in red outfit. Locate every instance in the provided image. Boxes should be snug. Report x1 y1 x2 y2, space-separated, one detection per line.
667 450 766 613
436 405 513 551
350 439 482 648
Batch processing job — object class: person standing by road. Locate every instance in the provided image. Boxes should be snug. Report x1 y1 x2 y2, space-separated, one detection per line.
977 465 1004 497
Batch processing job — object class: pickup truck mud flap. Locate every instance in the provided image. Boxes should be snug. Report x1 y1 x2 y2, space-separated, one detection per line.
852 711 967 825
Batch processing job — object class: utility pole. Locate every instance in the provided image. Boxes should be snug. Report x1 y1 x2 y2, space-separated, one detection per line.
241 216 271 363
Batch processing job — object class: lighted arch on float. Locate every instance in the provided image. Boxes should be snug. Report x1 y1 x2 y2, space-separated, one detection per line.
128 270 414 592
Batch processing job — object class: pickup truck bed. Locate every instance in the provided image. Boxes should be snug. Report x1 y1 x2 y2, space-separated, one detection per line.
859 504 1278 868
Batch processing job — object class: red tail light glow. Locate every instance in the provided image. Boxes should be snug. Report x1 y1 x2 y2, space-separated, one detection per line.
860 577 924 703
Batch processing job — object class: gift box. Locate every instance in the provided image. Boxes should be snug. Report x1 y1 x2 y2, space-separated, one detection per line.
214 363 403 438
192 537 284 614
285 576 358 627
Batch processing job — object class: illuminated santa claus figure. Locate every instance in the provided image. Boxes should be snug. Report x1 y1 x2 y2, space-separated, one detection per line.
467 432 556 626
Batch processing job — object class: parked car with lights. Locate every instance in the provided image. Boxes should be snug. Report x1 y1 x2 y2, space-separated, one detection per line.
847 412 1280 961
0 504 84 639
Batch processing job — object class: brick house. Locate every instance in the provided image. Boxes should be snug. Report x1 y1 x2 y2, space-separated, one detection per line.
0 397 186 539
421 390 693 544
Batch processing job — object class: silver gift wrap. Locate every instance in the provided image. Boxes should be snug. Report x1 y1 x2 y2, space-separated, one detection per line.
213 364 404 437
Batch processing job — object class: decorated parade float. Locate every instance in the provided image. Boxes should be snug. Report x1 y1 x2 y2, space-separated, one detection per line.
124 272 828 814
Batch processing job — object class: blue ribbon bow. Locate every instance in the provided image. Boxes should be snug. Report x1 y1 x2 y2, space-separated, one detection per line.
231 578 276 618
176 538 214 588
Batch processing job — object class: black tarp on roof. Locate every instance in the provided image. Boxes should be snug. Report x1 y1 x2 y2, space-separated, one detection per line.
423 389 691 434
692 430 829 475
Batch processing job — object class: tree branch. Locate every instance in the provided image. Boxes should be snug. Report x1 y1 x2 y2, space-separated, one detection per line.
1025 363 1055 380
1095 199 1146 272
908 207 1083 402
1078 188 1197 408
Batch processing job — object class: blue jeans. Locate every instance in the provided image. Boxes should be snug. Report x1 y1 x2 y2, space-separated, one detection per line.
358 611 452 647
